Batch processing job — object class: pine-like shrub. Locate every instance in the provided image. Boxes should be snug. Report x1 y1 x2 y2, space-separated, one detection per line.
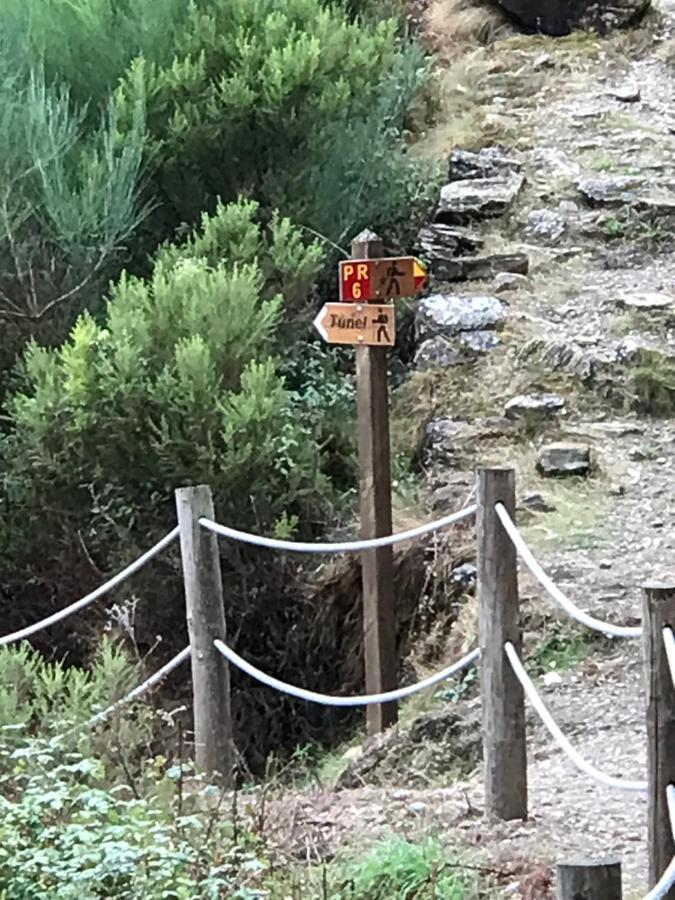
114 0 438 250
0 64 147 366
3 197 332 560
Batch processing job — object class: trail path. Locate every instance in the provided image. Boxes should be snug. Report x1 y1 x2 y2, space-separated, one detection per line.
265 6 675 895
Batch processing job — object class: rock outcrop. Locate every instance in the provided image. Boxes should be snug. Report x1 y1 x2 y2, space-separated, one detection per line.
496 0 650 36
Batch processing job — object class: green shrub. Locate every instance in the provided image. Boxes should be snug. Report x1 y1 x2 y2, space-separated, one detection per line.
0 0 190 108
2 197 335 558
114 0 437 251
0 742 265 899
0 65 147 359
0 639 136 740
0 196 366 768
338 839 477 899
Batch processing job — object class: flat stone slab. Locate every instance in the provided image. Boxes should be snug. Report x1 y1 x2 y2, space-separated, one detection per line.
578 175 675 215
526 208 566 244
448 147 522 182
494 272 531 293
417 224 483 261
520 492 557 513
415 331 501 370
537 443 591 478
616 292 675 311
505 394 566 420
610 84 641 103
432 252 529 283
578 175 645 206
423 418 473 468
416 294 507 342
436 173 525 225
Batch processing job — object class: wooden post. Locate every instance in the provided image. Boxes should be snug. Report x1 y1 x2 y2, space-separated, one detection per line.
556 859 622 900
175 485 233 784
477 466 527 820
643 582 675 896
352 229 397 736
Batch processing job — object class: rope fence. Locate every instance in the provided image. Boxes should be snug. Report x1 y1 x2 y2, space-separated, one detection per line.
646 858 675 900
88 645 191 726
504 641 647 793
2 470 674 898
213 638 479 707
199 503 477 554
495 503 642 639
0 526 180 647
663 627 675 691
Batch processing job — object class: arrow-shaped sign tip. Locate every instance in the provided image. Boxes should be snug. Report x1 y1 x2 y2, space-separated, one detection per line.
313 306 328 341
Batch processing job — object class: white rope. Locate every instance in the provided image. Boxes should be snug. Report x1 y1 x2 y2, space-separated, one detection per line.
504 641 647 793
495 504 642 639
0 527 180 647
663 628 675 690
668 784 675 849
644 856 675 900
89 646 191 725
649 787 675 900
214 638 480 706
200 504 477 555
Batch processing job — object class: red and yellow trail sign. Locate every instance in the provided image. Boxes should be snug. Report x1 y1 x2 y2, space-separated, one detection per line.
339 257 427 303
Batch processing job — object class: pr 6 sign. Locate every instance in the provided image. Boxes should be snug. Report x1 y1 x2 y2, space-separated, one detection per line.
340 262 372 301
338 258 427 303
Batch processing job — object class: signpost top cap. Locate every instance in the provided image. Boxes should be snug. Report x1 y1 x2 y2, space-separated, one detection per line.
351 228 382 244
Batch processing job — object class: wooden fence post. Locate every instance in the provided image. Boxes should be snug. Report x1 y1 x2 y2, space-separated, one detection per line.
643 582 675 896
352 229 398 737
556 859 622 900
477 466 527 820
175 485 233 785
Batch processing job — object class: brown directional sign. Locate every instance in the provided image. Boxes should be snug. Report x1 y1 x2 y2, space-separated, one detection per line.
339 257 427 303
313 303 395 347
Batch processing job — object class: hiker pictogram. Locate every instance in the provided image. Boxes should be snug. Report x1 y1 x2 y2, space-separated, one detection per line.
374 309 391 343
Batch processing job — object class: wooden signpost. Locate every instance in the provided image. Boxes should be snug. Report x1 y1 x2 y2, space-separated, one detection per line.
312 233 427 736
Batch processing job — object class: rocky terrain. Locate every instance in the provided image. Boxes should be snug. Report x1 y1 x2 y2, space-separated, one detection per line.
262 3 675 896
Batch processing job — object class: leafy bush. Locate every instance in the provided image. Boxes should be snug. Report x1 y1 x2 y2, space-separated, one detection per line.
338 839 479 899
0 197 363 768
270 838 489 898
0 0 190 108
3 197 333 557
0 640 137 744
0 642 261 898
0 744 264 899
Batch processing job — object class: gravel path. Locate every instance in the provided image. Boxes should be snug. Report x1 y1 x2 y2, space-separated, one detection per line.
265 5 675 896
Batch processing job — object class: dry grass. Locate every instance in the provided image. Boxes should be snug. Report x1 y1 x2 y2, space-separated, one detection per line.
422 0 510 62
411 51 496 158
